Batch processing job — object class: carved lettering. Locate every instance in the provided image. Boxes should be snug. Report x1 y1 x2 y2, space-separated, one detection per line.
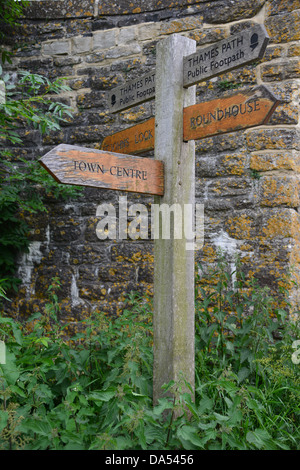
101 117 155 156
189 99 261 130
40 144 164 196
183 86 280 141
108 72 156 112
183 25 269 87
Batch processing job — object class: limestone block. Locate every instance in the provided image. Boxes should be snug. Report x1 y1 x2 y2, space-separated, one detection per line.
263 45 285 62
218 153 247 176
111 242 153 264
270 103 299 126
76 91 106 110
265 10 300 43
261 59 300 81
43 40 70 55
260 208 300 240
160 15 203 35
50 219 82 243
93 29 116 50
203 0 265 24
68 125 106 144
266 81 299 104
266 1 300 17
208 177 252 198
259 175 300 207
85 52 105 63
196 153 247 177
250 151 300 172
188 26 227 45
246 129 300 151
118 26 138 44
138 23 160 41
288 44 300 57
23 0 95 19
69 242 111 265
225 211 257 240
105 44 142 59
72 36 92 54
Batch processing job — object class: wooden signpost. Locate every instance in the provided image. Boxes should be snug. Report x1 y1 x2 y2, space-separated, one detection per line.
40 25 279 409
39 143 164 196
153 34 196 407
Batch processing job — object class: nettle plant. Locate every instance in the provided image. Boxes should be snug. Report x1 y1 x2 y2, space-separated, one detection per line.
0 67 82 291
0 266 299 450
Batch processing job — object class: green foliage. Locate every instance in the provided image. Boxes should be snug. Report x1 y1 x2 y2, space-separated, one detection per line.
0 260 299 450
0 69 82 291
0 0 29 63
0 0 28 28
0 0 82 291
194 254 299 450
217 80 243 91
250 168 261 180
0 70 73 142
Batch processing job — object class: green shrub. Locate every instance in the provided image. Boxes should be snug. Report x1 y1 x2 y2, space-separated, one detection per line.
0 69 82 292
0 257 299 450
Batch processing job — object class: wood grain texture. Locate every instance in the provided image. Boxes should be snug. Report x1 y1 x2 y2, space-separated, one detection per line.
183 24 269 87
101 118 155 155
39 144 164 195
153 34 196 408
0 80 5 104
183 85 280 141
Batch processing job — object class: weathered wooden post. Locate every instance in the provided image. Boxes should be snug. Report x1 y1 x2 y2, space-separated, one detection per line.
0 80 6 104
153 34 196 405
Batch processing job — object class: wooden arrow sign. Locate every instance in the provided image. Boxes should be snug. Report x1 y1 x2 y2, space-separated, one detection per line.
183 24 269 87
108 70 155 113
183 85 280 141
101 117 155 155
39 144 164 196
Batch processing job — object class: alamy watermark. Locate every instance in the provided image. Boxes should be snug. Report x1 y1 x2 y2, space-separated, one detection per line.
95 196 204 251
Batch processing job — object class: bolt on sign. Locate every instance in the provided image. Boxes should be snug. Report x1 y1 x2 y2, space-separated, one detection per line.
101 117 155 155
183 85 281 141
108 70 155 113
183 24 269 87
39 144 164 196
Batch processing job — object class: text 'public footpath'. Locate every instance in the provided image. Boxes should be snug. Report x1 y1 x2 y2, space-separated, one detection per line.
187 35 245 81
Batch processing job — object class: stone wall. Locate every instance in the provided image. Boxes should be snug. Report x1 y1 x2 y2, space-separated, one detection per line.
2 0 300 325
